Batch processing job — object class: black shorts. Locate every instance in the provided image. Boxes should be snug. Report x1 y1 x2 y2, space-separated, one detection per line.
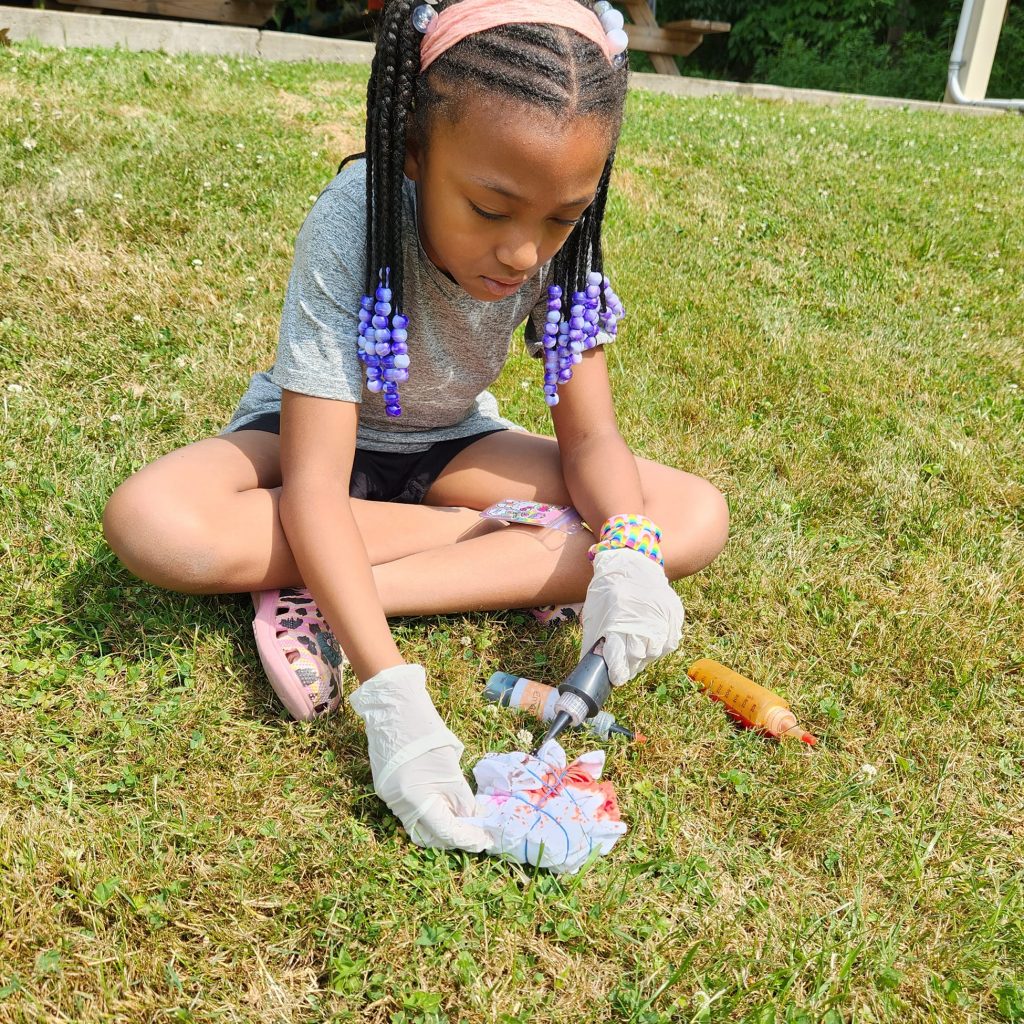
228 412 505 504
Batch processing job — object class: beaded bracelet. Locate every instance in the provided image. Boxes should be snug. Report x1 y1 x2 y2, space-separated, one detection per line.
587 513 665 567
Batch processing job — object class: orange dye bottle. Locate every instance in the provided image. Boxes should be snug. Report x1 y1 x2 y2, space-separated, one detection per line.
687 660 818 745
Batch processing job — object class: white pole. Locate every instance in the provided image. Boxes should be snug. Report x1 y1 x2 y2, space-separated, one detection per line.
945 0 1009 102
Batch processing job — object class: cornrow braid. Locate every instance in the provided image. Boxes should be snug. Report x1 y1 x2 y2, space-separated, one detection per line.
351 0 630 414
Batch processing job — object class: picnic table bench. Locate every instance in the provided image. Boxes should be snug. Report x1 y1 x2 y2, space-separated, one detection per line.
620 0 730 76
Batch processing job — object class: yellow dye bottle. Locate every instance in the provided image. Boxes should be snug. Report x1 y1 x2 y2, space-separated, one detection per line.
687 660 818 745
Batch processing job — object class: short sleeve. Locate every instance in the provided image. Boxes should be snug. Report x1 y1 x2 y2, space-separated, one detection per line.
523 286 550 359
270 180 366 403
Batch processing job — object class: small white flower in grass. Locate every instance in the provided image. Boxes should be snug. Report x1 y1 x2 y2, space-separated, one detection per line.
736 185 747 194
235 142 245 151
191 259 203 267
460 636 472 647
222 182 230 189
113 192 123 201
308 195 318 203
245 276 257 284
109 414 123 424
22 137 37 151
859 763 878 779
953 306 962 314
515 728 534 748
7 383 24 394
72 208 84 216
520 380 530 390
483 703 498 715
132 314 145 324
202 181 212 189
174 356 188 369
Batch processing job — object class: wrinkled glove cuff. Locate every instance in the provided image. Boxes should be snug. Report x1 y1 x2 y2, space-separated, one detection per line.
348 663 463 787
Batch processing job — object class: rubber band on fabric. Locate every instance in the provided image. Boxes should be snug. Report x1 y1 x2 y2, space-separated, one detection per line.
587 512 665 567
419 0 613 72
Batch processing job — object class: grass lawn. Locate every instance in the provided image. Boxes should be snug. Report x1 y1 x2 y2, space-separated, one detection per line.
2 40 1023 1024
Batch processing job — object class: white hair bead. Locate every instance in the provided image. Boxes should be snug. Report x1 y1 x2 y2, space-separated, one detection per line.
606 28 629 55
599 9 624 32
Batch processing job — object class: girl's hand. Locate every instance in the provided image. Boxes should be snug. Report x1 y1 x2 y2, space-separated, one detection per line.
581 549 685 686
348 663 492 852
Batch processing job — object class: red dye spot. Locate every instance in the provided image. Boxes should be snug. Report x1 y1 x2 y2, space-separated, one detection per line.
520 765 622 823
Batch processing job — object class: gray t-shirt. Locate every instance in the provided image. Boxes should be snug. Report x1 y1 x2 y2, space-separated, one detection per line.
222 159 557 453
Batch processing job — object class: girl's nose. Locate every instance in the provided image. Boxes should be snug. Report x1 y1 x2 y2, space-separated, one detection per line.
496 234 540 274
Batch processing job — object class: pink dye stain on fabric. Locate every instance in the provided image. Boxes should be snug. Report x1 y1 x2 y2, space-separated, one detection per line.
462 740 627 874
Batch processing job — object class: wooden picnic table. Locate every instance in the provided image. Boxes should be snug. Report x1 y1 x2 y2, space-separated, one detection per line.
620 0 730 76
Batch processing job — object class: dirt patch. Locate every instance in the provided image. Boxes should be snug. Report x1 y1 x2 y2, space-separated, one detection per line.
274 87 360 157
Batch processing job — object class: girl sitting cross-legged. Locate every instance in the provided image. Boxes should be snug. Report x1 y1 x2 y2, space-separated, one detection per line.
102 0 729 853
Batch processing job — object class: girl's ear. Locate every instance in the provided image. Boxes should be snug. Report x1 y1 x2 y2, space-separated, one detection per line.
404 134 423 181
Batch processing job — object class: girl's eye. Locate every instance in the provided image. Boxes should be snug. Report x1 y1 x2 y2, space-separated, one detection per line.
470 202 506 222
469 202 579 227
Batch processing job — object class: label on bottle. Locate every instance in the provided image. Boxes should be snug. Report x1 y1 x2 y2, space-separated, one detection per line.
517 678 555 717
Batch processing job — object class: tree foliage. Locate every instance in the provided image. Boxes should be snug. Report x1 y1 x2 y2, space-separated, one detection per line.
655 0 1024 100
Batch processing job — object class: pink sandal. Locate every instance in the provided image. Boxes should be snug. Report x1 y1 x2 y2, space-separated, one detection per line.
531 603 584 626
251 588 346 721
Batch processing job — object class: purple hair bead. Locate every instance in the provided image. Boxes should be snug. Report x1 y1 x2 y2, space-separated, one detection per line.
537 274 626 406
357 268 413 414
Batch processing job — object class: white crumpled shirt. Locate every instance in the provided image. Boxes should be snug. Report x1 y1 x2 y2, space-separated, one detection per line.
462 741 627 874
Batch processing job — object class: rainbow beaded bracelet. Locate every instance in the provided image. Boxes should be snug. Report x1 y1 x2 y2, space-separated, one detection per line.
587 513 665 567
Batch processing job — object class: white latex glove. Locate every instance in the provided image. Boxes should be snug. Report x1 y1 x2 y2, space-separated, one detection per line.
348 663 491 852
581 548 684 686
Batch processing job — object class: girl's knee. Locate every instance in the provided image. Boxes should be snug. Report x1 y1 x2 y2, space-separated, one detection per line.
102 475 225 592
699 480 730 560
661 474 729 580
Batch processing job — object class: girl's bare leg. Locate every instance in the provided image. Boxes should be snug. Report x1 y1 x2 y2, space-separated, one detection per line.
102 429 728 615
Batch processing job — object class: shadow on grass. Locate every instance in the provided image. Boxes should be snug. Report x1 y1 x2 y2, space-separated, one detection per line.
44 541 290 720
42 543 576 845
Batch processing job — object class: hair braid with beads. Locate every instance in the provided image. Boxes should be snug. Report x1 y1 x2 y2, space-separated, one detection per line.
345 0 629 412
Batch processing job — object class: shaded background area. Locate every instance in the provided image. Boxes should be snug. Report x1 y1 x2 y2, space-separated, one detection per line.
666 0 1024 99
7 0 1024 99
268 0 1024 101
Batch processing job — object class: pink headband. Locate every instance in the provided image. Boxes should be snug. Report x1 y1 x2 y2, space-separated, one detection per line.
419 0 613 72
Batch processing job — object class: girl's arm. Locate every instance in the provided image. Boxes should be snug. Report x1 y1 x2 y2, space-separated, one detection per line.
278 388 401 681
548 345 645 528
276 389 490 852
550 347 685 686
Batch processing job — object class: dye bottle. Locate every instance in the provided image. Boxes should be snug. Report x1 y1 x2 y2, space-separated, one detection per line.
687 660 817 745
483 671 635 742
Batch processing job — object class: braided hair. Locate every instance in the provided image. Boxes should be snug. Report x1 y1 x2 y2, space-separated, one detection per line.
343 0 629 413
344 0 628 315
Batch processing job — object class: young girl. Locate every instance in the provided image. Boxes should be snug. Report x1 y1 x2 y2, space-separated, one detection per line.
102 0 729 853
